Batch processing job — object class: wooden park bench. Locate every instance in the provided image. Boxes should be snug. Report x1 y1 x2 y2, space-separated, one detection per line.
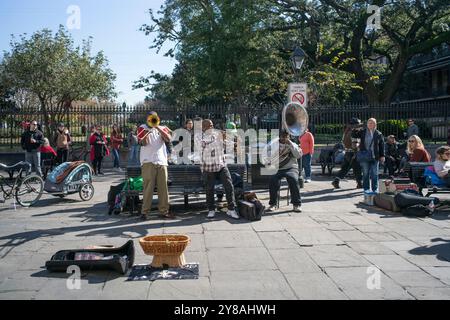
123 164 249 213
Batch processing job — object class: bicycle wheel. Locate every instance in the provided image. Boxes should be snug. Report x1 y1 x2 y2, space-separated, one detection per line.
79 183 94 201
15 175 44 207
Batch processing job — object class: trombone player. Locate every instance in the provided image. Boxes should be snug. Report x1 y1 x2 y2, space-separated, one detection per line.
138 111 175 219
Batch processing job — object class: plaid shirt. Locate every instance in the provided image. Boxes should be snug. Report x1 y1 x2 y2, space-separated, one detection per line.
201 131 226 173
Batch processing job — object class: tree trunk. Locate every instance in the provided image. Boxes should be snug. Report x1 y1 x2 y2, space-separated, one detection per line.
379 53 410 104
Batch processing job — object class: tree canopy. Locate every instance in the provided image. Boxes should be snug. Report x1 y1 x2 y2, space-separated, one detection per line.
0 26 116 137
136 0 450 105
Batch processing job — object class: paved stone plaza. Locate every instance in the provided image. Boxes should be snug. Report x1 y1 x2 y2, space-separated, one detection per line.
1 168 450 300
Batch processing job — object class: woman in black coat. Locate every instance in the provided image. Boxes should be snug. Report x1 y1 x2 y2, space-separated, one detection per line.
352 118 385 193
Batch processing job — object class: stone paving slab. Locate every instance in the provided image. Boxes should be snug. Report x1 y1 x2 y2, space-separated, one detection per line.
363 255 421 271
258 232 300 249
204 230 264 248
207 247 277 272
304 245 371 268
284 272 347 300
268 248 322 273
210 271 296 300
324 267 414 300
289 228 345 246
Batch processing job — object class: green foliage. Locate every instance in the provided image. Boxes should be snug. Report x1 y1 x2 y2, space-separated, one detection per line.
138 0 450 106
1 26 116 137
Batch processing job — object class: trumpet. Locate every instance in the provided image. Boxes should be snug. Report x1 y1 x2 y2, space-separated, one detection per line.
147 114 161 128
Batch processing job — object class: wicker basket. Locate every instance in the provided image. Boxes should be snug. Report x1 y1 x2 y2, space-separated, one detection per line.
139 235 190 268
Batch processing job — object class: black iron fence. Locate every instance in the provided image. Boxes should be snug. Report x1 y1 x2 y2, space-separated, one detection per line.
1 100 449 149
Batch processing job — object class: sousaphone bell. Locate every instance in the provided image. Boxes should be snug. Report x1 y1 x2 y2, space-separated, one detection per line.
282 102 309 137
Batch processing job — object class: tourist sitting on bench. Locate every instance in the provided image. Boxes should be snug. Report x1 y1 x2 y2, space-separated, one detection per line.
266 130 303 213
407 135 431 163
433 146 450 187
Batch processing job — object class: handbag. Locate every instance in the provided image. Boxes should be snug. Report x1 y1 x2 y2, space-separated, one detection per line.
356 134 375 162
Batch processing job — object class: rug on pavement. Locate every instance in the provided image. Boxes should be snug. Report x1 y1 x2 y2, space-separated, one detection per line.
127 263 199 281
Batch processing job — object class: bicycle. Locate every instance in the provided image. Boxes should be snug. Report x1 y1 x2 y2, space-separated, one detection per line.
0 162 44 207
69 145 90 162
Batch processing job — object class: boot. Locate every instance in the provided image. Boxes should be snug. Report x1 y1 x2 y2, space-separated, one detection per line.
332 178 340 189
356 181 363 189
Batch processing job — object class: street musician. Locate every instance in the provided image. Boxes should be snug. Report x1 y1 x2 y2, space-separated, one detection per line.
265 129 303 213
137 111 174 220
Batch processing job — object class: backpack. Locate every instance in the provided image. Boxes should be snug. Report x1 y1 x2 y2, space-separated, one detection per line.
238 192 265 221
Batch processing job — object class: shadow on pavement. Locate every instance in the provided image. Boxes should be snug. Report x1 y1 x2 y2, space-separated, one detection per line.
408 238 450 262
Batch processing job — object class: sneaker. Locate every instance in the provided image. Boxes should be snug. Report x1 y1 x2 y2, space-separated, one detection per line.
98 172 105 176
305 178 312 183
266 205 277 212
293 206 302 213
207 211 216 219
332 180 340 189
226 210 240 220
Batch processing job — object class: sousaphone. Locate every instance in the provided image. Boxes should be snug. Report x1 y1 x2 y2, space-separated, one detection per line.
282 102 309 137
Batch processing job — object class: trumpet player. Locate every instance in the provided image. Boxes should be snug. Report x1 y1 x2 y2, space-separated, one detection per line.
266 130 303 213
138 111 175 220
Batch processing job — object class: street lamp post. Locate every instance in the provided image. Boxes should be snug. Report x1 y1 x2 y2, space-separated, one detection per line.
290 46 307 188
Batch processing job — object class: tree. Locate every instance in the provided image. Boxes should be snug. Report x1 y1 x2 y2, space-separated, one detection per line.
139 0 449 105
0 26 116 138
268 0 450 103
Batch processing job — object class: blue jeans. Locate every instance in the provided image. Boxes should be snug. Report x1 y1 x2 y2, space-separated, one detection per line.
301 154 312 179
112 148 120 168
128 145 140 166
25 150 42 176
360 160 379 192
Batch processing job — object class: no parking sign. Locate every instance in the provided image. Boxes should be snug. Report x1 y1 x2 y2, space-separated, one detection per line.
288 83 308 108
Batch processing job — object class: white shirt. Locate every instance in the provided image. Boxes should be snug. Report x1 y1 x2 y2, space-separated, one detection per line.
139 125 168 166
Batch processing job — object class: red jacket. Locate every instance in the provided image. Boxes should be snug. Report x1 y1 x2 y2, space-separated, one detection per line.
111 132 123 150
409 148 431 163
40 145 57 157
299 131 315 155
89 133 110 161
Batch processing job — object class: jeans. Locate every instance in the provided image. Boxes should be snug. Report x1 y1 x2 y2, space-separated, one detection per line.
112 148 120 168
203 167 236 211
336 151 362 184
360 160 380 192
128 145 140 166
301 154 312 179
25 150 42 176
269 168 301 206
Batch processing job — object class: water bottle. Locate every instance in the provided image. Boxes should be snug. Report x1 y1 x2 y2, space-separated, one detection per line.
428 199 435 212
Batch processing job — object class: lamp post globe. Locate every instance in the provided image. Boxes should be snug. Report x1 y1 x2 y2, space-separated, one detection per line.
291 47 306 72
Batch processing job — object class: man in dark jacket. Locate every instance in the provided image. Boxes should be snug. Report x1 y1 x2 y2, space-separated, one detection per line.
352 118 385 193
332 118 363 189
384 135 400 176
20 120 44 176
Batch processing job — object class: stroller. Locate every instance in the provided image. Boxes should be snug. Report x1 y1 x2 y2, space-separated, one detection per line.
44 161 94 201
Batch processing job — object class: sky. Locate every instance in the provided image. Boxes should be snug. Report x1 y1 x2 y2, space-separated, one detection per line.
0 0 176 105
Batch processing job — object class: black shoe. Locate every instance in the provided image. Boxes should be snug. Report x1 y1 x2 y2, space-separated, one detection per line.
356 182 363 189
332 180 340 189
